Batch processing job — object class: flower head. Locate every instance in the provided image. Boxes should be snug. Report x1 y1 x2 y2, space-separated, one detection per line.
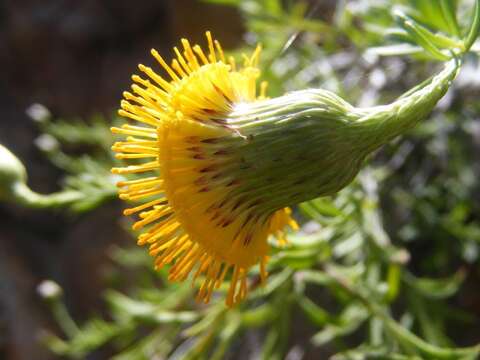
112 32 297 306
112 31 460 307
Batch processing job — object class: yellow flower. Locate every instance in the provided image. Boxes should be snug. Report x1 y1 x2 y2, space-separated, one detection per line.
112 32 297 306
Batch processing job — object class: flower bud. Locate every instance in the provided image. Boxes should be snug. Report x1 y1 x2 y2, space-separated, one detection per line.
26 103 51 124
0 144 28 203
37 280 63 301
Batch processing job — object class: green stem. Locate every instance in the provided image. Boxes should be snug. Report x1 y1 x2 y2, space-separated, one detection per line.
12 182 84 209
359 57 461 151
49 299 80 338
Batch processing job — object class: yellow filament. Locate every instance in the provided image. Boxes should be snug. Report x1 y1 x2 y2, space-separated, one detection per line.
112 32 297 306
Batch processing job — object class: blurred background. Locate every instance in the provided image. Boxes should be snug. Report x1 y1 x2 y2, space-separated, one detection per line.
0 1 244 358
1 1 480 359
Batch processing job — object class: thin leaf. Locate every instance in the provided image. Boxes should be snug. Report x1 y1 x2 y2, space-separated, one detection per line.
440 0 461 37
464 0 480 51
403 270 466 299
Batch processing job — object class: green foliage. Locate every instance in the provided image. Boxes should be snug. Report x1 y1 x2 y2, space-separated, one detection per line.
32 111 119 212
36 0 480 359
